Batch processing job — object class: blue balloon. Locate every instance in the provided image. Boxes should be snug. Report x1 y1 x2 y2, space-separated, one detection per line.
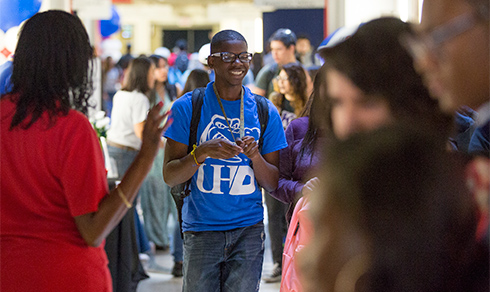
100 5 120 38
0 0 42 32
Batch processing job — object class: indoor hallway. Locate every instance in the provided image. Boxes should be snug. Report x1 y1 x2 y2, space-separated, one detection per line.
137 229 281 292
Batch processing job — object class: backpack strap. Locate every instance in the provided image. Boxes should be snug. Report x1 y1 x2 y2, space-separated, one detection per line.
253 94 269 152
188 87 205 150
182 87 205 195
172 87 205 238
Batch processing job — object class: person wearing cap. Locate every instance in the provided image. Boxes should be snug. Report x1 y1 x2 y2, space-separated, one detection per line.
315 25 359 65
406 0 489 155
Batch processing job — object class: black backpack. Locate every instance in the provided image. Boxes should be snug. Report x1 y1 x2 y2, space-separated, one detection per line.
170 87 270 237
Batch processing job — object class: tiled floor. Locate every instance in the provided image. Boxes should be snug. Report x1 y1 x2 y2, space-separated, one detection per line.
136 249 280 292
136 227 281 292
135 193 282 292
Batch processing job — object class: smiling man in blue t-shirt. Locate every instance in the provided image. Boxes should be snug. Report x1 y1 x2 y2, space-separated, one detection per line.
163 30 287 292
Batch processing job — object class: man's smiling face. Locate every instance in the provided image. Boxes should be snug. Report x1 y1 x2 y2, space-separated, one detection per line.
208 40 250 88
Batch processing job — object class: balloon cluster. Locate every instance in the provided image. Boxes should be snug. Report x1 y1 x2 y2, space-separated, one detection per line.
0 0 42 63
0 1 122 64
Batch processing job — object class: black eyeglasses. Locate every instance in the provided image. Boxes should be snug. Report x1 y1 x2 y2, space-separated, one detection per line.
401 12 480 61
209 52 253 63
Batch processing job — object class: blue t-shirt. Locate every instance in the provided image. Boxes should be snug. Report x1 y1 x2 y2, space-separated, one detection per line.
165 82 287 232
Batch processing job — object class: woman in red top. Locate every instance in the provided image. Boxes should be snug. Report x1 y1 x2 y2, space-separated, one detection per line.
0 10 170 292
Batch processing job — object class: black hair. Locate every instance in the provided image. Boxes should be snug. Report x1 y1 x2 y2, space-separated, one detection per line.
9 10 94 130
176 39 188 51
181 69 210 97
296 34 311 41
210 30 247 53
300 64 328 159
149 54 168 67
318 17 452 143
121 56 154 96
148 54 174 105
301 125 480 292
269 28 297 48
281 63 308 116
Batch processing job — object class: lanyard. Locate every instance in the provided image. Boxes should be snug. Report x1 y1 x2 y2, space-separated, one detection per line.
213 83 244 142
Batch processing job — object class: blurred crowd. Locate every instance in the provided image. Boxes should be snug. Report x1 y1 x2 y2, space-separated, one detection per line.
1 0 488 292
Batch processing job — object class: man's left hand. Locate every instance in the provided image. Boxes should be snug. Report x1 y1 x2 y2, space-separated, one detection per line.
235 136 259 160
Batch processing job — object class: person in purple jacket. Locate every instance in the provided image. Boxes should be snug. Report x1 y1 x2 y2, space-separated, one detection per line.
270 65 326 222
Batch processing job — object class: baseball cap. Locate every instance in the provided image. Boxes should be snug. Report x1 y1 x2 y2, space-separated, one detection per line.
269 28 297 47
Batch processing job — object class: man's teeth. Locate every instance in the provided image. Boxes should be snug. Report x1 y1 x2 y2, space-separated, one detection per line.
231 71 242 75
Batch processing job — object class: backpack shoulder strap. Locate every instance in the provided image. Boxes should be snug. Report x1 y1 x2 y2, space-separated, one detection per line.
181 87 205 194
253 94 269 152
188 87 205 153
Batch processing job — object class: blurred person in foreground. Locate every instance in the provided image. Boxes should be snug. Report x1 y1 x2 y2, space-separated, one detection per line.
300 126 487 292
298 16 488 292
314 17 452 143
0 10 170 292
404 0 489 245
404 0 489 155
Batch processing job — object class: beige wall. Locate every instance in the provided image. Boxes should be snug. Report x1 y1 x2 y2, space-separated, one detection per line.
114 2 264 56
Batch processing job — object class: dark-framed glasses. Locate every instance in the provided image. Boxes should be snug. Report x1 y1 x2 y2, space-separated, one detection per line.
401 12 479 60
209 52 253 63
275 75 288 82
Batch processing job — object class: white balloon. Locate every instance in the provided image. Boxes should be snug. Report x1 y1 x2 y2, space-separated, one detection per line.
0 29 5 50
101 39 123 62
5 26 20 53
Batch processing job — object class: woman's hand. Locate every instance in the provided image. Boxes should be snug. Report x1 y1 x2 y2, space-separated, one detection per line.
140 102 172 157
74 102 173 247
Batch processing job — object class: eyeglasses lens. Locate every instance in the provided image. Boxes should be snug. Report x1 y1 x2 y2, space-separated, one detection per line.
220 53 252 63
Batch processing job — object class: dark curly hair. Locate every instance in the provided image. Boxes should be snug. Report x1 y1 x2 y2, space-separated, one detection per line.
281 63 308 117
9 10 94 130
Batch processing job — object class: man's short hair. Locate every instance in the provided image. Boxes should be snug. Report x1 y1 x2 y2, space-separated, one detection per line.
210 30 247 52
297 34 311 42
269 28 297 48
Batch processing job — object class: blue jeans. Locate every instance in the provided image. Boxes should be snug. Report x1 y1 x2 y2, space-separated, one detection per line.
108 145 150 253
171 207 184 262
183 222 265 292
